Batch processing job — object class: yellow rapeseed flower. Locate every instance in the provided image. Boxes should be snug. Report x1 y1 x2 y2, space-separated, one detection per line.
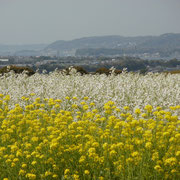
84 170 90 175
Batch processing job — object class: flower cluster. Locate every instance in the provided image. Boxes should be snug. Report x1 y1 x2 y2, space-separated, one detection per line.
0 95 179 179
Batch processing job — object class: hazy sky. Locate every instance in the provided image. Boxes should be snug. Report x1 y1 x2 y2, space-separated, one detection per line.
0 0 180 44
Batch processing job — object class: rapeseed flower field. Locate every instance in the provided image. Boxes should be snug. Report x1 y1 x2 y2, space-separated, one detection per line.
0 71 179 179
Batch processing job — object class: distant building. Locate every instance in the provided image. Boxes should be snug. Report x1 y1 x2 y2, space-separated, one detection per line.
0 59 9 62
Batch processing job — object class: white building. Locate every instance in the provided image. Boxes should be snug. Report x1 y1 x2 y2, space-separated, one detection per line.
0 59 9 62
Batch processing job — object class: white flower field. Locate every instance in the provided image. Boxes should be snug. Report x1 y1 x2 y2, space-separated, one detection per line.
1 71 180 110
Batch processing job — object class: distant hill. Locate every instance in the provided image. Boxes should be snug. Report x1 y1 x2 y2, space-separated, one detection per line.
0 44 47 56
1 33 180 59
44 33 180 58
14 50 40 56
45 35 153 51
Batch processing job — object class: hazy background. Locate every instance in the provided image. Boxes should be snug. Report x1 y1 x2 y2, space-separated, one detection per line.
0 0 180 44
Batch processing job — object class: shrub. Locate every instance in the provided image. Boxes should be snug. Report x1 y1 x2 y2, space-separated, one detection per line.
114 69 122 74
0 65 35 76
62 66 88 75
95 67 122 75
95 67 110 75
164 70 180 74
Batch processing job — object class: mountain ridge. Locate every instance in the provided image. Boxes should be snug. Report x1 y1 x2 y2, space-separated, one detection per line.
0 33 180 58
44 33 180 58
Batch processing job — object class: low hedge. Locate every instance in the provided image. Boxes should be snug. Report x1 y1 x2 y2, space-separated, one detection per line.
0 65 35 76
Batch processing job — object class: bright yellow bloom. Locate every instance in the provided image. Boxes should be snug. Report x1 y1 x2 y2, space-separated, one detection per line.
154 165 163 172
19 169 26 176
83 97 89 100
26 173 36 180
145 142 152 149
84 170 90 175
135 108 141 114
64 169 70 175
31 161 37 166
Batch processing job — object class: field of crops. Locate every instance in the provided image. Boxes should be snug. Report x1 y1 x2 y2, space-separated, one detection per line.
0 71 180 179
